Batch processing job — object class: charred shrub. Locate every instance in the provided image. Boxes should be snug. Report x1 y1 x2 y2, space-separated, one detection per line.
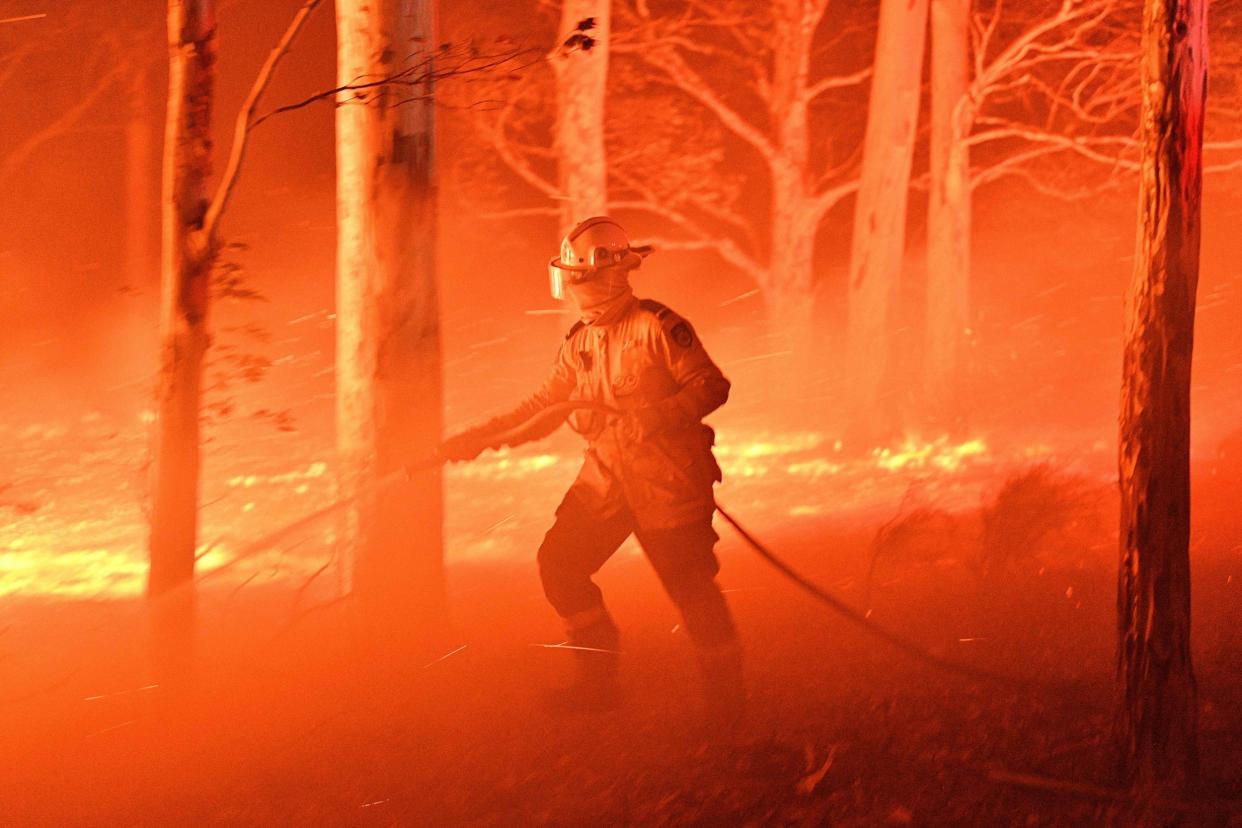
867 492 973 604
866 464 1112 600
976 464 1106 580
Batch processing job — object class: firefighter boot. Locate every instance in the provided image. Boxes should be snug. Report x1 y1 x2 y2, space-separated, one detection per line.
543 612 621 713
696 638 744 734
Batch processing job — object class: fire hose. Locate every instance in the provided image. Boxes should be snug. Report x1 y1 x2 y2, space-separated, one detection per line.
225 400 1047 691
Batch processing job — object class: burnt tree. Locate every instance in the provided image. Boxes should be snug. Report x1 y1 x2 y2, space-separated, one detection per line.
149 0 218 598
1117 0 1206 792
149 0 322 603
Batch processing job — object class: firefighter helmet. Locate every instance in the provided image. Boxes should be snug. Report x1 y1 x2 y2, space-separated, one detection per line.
548 216 651 300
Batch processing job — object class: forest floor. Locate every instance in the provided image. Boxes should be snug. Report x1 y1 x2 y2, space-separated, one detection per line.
2 466 1241 827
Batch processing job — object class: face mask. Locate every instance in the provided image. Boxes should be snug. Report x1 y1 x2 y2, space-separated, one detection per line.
566 269 633 324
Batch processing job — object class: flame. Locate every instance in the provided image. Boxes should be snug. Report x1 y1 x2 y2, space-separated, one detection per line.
872 438 987 472
0 413 1002 601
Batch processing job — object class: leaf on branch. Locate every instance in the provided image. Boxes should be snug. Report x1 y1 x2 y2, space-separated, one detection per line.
219 286 266 302
563 33 596 52
211 257 268 303
252 409 297 432
576 17 597 32
203 400 236 420
222 322 273 344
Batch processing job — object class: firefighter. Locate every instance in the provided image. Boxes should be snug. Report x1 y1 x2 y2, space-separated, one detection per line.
439 216 742 720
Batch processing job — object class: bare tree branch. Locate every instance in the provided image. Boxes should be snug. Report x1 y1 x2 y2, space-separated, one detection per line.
0 52 134 188
970 142 1079 190
809 177 861 227
958 0 1154 195
638 47 779 164
200 0 325 248
609 188 763 277
483 68 560 199
251 46 540 129
969 123 1140 170
806 65 873 102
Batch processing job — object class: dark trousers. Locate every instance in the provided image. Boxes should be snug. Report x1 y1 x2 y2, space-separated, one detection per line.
537 490 737 648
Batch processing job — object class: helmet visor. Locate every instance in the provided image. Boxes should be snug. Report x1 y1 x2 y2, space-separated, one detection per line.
548 258 593 300
549 259 566 300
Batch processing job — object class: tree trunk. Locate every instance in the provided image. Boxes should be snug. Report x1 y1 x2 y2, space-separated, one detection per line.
149 0 216 598
763 0 816 400
550 0 609 233
766 198 815 343
846 0 929 438
336 0 445 636
1117 0 1206 793
926 0 971 428
147 0 216 677
765 174 817 406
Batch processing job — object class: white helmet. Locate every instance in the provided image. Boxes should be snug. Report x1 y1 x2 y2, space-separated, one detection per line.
548 216 652 300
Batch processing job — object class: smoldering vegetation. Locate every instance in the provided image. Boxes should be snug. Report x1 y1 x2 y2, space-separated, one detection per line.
867 463 1116 599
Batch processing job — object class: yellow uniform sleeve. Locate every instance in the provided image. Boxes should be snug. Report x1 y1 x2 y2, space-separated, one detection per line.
649 310 730 430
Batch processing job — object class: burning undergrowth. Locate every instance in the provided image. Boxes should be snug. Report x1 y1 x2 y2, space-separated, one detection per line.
867 463 1116 601
0 411 1039 601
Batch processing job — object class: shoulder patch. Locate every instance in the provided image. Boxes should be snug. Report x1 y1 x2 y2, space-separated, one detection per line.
638 298 672 319
639 298 698 349
565 320 585 340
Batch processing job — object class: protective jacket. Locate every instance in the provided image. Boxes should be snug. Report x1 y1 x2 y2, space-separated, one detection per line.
482 296 730 530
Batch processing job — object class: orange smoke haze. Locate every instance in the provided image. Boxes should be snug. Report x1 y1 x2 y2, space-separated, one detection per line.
2 1 1239 601
1 1 1240 823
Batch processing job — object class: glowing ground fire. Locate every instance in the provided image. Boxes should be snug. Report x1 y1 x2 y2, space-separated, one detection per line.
0 422 1063 601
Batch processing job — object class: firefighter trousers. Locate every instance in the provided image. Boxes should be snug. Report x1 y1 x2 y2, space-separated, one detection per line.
537 489 738 648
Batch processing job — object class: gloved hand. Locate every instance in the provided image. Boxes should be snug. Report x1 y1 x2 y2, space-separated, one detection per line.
438 427 495 462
